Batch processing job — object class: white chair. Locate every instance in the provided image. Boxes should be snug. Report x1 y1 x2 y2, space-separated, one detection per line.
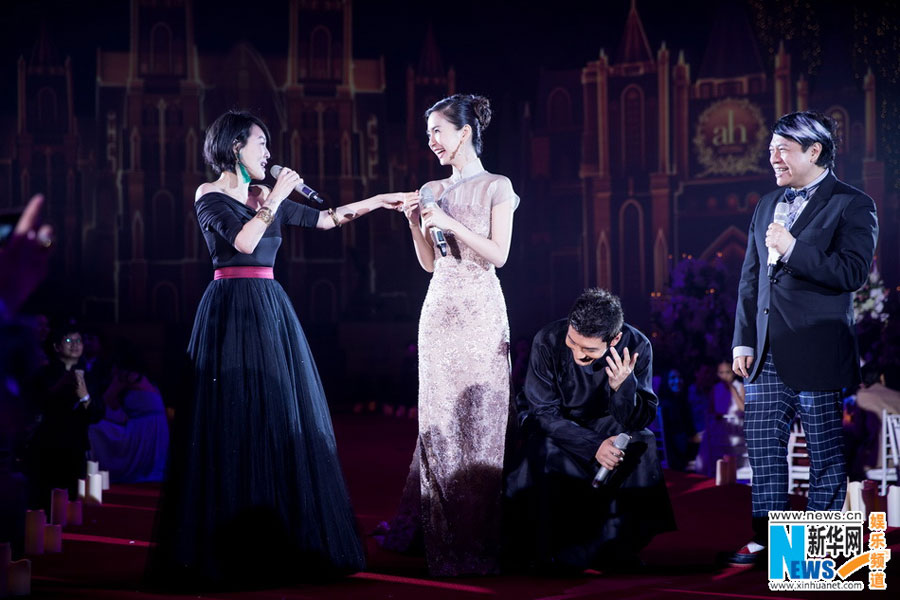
866 409 900 495
787 419 810 495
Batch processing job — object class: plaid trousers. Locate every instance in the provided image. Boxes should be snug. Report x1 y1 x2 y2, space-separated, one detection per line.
744 351 846 518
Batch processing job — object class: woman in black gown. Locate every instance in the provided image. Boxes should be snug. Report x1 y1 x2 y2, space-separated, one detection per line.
149 110 411 589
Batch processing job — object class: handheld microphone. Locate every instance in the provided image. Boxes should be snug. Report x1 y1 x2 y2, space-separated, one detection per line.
269 165 323 204
767 202 791 279
593 432 631 488
420 187 448 257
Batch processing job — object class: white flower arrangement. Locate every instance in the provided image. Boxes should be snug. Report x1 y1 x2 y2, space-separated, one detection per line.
853 264 889 323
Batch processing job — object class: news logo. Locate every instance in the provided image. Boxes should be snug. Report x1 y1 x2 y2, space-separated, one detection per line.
768 511 890 592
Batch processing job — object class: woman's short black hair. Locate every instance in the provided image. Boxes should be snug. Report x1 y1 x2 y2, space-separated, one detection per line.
772 110 838 169
567 288 624 342
425 94 492 156
203 110 270 175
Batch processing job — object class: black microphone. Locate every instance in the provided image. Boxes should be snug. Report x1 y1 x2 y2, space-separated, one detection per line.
767 202 791 280
269 165 323 204
420 187 448 257
592 432 631 488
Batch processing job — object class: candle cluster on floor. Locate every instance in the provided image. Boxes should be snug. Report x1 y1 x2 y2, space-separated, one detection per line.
2 460 108 597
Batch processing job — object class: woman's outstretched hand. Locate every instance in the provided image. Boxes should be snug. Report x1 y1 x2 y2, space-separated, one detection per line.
378 191 417 212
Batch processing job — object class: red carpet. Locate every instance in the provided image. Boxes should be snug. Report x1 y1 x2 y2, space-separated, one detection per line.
25 413 896 599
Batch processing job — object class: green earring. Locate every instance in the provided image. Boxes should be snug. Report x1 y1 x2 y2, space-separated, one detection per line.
236 151 251 183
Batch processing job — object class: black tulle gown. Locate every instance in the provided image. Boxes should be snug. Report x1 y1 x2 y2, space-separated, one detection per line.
148 192 364 589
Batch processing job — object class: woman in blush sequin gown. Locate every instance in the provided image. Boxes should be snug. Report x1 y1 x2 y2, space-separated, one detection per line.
382 94 519 576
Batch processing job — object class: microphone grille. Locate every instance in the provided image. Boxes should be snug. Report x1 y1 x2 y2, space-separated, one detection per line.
773 201 791 225
613 433 631 449
269 164 282 178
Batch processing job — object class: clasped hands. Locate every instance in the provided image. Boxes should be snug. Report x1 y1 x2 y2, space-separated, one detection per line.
401 191 455 232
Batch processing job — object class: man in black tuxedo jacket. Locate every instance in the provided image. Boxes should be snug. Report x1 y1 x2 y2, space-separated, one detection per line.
729 111 878 565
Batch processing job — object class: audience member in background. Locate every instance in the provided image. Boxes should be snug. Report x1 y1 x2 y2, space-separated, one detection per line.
844 363 900 481
26 323 104 507
658 368 696 471
89 342 169 483
696 361 748 476
687 364 717 444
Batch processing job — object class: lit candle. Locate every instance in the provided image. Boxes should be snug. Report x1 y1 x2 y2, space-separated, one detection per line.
86 460 100 476
86 473 103 505
7 559 31 596
100 470 110 491
66 500 83 526
50 488 69 527
715 459 730 486
77 478 86 499
43 523 63 553
24 510 46 555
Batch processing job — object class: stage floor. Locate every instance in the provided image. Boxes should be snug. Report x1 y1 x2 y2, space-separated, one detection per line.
28 413 895 599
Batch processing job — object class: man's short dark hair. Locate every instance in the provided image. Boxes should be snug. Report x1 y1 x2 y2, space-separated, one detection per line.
203 110 271 175
772 110 838 169
568 288 624 342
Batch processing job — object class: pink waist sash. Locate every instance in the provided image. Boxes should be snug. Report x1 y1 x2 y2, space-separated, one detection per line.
213 266 274 280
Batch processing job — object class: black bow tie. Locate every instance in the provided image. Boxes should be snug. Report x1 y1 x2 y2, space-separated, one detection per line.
784 188 808 203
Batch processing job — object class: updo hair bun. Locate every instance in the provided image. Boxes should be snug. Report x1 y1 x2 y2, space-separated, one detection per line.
471 95 492 131
424 93 494 156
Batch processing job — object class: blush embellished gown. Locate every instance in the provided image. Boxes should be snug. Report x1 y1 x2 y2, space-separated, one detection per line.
384 168 518 576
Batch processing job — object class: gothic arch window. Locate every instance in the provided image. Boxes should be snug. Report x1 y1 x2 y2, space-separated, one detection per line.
291 130 302 168
152 281 179 323
302 110 317 130
150 22 173 75
310 279 337 323
653 230 668 292
618 199 645 297
302 140 319 175
596 231 611 290
341 131 352 177
132 211 145 260
130 127 141 171
547 87 573 129
185 128 198 173
310 26 332 79
36 87 59 131
620 85 645 172
324 107 339 130
325 141 341 175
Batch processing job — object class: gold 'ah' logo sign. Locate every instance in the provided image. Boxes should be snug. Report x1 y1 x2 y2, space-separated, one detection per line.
693 98 768 177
